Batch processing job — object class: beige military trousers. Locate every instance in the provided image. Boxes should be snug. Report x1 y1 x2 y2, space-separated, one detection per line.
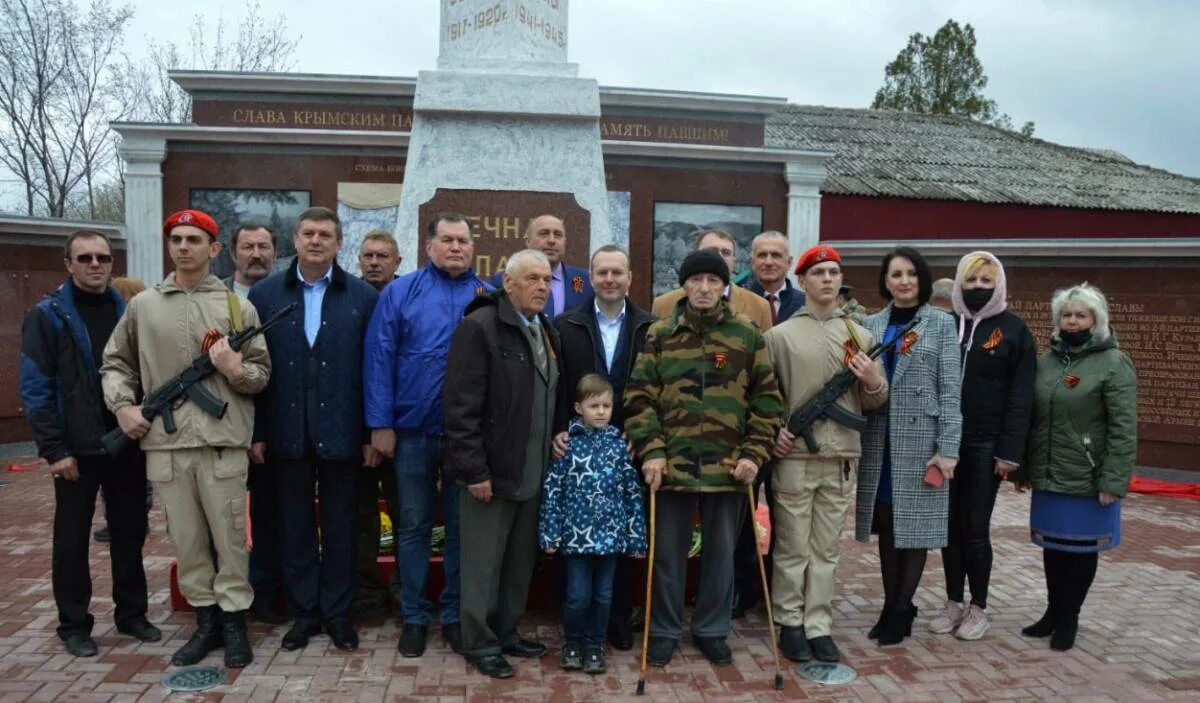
147 447 252 612
770 457 856 636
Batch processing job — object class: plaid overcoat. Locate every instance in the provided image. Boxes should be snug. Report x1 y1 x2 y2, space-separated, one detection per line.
856 303 963 549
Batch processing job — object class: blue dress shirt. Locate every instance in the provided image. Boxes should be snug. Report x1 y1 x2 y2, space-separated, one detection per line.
297 262 333 346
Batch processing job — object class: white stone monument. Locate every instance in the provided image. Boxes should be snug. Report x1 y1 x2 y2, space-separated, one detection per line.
394 0 612 271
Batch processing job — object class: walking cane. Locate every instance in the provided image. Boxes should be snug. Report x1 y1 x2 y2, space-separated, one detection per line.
748 482 786 690
636 488 656 696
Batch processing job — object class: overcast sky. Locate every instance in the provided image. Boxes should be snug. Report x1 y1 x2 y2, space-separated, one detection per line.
2 0 1195 212
113 0 1199 178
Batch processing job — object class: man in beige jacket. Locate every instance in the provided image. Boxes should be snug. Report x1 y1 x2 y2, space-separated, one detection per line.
102 209 271 670
763 244 887 664
651 229 773 331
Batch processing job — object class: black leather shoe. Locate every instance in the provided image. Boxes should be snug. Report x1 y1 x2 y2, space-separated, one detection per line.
399 623 428 658
251 598 290 625
583 645 606 674
470 653 514 678
221 611 254 668
117 618 163 643
172 606 223 666
693 636 732 665
64 633 98 657
280 620 321 651
501 638 546 658
608 618 633 651
93 528 111 543
559 641 583 670
646 636 676 667
325 620 359 652
443 622 463 654
778 625 811 662
808 635 840 662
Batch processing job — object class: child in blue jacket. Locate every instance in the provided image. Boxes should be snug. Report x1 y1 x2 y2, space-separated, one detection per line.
539 374 647 674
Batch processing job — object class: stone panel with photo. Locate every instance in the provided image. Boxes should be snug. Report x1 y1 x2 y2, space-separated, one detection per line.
652 202 763 296
189 189 311 279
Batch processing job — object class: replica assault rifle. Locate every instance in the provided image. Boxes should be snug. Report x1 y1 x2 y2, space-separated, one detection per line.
101 302 298 456
787 317 920 454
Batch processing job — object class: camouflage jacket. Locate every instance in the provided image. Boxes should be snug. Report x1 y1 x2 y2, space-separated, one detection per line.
624 298 783 492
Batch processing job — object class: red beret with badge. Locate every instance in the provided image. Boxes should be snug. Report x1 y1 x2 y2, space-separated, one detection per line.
162 209 219 240
794 244 842 276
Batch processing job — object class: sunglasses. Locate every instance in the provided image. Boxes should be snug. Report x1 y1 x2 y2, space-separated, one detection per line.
71 253 113 264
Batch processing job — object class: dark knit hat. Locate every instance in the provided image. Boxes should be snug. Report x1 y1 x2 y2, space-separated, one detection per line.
678 248 730 287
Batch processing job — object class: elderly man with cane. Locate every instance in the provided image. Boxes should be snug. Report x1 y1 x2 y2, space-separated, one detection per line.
624 248 785 688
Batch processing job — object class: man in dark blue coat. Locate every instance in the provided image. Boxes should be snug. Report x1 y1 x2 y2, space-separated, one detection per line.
490 214 591 318
363 213 493 657
248 207 378 652
19 230 159 657
743 231 805 325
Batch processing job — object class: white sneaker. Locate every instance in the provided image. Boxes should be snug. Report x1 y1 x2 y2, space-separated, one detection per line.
955 604 990 641
928 600 965 634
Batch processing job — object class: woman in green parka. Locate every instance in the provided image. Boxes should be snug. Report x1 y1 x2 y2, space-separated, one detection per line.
1018 283 1137 652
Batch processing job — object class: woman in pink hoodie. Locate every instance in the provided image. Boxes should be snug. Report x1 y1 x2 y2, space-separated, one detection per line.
928 252 1037 641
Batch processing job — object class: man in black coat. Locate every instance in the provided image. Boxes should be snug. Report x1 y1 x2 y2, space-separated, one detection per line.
19 230 159 657
551 244 655 649
444 249 560 679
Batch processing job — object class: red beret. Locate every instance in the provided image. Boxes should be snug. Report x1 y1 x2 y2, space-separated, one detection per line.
795 244 842 276
163 209 218 240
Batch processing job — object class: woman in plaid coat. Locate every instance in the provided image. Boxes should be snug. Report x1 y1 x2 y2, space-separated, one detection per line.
856 247 962 646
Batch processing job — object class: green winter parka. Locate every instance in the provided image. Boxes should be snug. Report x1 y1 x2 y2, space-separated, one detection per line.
1021 333 1137 497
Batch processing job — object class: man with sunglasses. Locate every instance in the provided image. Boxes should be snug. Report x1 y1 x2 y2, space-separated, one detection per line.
20 230 159 657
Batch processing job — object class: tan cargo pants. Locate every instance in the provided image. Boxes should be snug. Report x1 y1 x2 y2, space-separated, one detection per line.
770 457 856 636
147 447 252 612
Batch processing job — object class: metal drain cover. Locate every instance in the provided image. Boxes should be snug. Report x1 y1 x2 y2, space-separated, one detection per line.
162 666 225 692
796 661 858 685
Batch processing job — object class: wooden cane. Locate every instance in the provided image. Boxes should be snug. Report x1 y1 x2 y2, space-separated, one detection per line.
748 482 786 690
636 489 656 695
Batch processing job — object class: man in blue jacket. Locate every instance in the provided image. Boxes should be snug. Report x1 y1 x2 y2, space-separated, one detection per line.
19 230 159 657
247 207 379 653
490 214 591 318
364 212 493 658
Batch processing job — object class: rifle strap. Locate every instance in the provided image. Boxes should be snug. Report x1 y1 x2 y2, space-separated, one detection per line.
226 292 243 333
842 317 864 353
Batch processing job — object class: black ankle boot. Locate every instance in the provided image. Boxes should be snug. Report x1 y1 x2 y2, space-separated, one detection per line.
171 605 223 666
1022 607 1056 638
876 606 911 646
222 610 253 668
867 606 888 639
1050 614 1078 651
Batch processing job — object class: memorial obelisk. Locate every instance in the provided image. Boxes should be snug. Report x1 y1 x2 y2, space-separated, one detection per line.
394 0 612 269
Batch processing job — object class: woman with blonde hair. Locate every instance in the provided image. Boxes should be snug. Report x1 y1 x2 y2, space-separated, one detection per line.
928 252 1036 641
1016 283 1136 651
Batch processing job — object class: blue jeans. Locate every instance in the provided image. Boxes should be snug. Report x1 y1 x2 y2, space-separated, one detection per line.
562 554 619 646
394 432 459 626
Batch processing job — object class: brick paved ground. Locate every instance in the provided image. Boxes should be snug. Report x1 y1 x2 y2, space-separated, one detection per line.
1 465 1197 702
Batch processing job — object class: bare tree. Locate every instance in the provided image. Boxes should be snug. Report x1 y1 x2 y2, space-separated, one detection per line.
115 1 300 123
0 0 131 216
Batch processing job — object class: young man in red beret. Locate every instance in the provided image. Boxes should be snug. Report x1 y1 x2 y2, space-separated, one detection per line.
101 209 272 669
762 244 888 664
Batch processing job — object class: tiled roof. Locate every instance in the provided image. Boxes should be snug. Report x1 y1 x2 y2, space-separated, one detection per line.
766 105 1200 214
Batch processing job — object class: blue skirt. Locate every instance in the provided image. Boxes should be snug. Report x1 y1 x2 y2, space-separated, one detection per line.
1030 490 1121 553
